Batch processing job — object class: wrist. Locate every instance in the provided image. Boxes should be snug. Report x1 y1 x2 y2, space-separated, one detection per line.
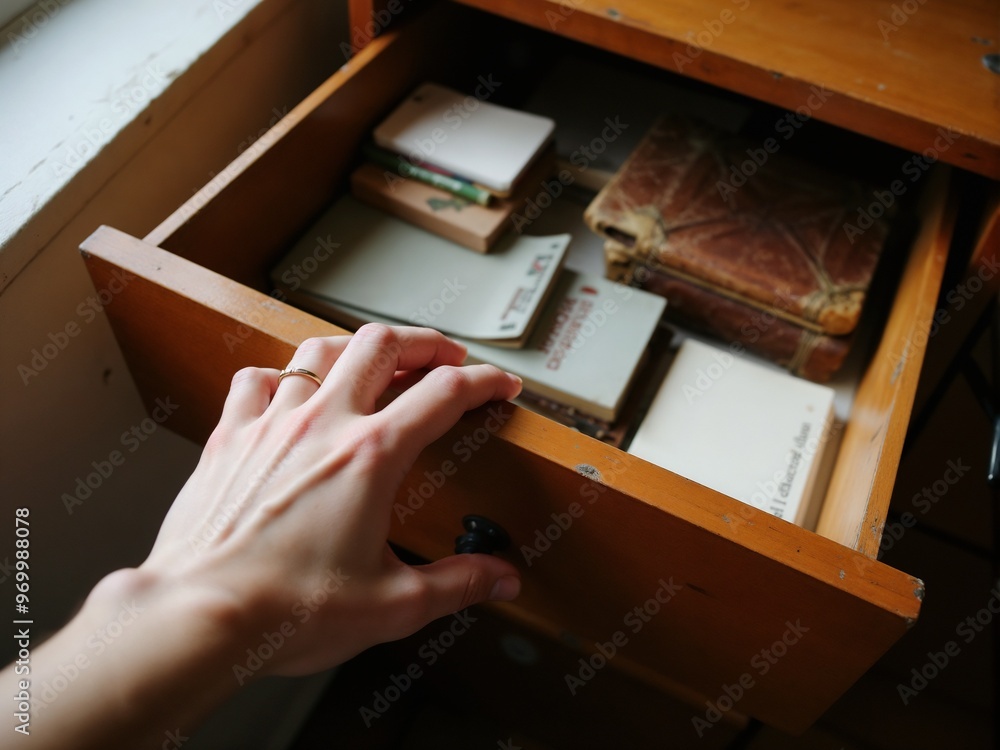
80 566 259 710
18 567 255 748
87 565 255 645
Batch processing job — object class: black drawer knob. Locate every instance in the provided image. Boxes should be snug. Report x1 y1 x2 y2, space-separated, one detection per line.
455 515 510 555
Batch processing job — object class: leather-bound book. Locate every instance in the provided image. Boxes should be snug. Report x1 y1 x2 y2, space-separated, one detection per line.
605 241 850 382
584 116 891 338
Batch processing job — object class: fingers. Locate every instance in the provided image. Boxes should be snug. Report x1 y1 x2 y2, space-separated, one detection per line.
269 336 351 410
385 555 521 639
327 324 468 414
376 363 521 466
266 327 504 424
253 326 518 473
218 367 279 426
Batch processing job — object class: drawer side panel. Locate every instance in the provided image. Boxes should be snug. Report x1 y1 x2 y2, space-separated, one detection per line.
816 168 956 555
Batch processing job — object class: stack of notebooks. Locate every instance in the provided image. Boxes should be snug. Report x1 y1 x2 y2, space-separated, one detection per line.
272 197 666 423
269 80 860 530
271 83 668 425
351 82 559 253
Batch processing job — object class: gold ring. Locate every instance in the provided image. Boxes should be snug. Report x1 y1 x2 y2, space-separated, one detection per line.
277 367 323 388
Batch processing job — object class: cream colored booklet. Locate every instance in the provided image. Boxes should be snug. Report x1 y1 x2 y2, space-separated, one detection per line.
271 196 569 347
627 339 835 528
320 269 666 422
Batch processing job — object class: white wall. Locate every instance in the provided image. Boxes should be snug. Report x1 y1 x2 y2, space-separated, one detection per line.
1 0 351 745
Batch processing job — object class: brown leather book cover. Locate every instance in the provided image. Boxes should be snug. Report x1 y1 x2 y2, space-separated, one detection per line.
584 116 890 336
605 241 850 382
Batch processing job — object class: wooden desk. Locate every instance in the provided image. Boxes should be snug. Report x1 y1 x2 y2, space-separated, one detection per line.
80 0 991 731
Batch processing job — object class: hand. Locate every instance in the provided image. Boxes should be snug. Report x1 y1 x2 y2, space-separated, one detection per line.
140 324 524 676
2 324 527 749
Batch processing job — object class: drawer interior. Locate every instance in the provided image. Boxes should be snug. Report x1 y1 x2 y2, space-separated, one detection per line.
146 1 951 555
83 1 954 731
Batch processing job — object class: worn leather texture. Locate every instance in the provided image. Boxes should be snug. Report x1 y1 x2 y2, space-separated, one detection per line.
604 242 851 382
585 117 890 335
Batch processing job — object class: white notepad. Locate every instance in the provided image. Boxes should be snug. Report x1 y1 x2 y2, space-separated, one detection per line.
628 339 835 527
373 82 555 194
270 196 568 346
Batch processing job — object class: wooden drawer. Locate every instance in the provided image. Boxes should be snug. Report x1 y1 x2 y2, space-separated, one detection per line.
80 3 958 733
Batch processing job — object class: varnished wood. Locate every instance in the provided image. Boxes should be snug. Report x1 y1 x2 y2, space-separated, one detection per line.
81 225 921 731
816 168 956 556
82 228 344 443
444 0 1000 179
347 0 395 54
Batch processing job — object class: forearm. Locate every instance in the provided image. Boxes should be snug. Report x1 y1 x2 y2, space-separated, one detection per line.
1 568 249 749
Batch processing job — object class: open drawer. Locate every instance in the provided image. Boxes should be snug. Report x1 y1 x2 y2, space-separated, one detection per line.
79 3 956 733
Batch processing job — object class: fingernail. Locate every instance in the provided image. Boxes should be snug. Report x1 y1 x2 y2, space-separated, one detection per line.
489 575 521 602
509 373 522 386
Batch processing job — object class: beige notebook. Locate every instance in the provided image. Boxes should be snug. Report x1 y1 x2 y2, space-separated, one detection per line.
314 270 667 422
271 196 569 348
628 339 835 528
373 82 555 195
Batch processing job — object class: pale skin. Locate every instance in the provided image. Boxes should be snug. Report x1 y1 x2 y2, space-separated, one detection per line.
2 324 523 749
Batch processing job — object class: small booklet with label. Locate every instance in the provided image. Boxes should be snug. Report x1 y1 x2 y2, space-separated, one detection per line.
323 270 666 422
271 196 569 347
627 339 836 528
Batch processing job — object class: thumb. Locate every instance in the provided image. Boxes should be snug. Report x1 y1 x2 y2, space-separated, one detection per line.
408 554 521 619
